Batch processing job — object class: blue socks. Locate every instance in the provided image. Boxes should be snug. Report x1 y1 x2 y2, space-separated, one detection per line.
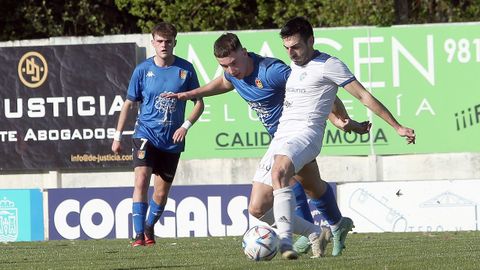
310 183 342 225
146 199 165 227
292 181 314 223
132 202 148 234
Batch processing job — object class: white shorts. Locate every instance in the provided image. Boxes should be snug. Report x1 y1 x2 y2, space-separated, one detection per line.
252 129 323 186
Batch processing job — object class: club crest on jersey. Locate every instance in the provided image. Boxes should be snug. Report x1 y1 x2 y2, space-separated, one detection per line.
255 78 264 89
179 70 187 80
146 71 155 78
137 150 146 159
299 72 307 81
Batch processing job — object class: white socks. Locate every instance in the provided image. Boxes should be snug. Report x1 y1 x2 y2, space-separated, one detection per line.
259 206 321 237
273 186 295 248
293 215 320 237
258 209 275 225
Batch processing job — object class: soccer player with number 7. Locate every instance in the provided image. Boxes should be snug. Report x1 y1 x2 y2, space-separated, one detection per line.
111 22 204 247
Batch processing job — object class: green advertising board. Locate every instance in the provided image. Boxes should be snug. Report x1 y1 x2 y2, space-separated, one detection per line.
173 23 479 159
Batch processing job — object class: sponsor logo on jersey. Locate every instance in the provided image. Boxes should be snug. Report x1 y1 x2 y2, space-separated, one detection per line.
299 72 307 81
146 71 155 78
255 78 263 89
179 70 187 80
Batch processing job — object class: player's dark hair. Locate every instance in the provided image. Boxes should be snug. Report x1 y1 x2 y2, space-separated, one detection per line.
280 17 313 42
151 22 177 38
214 33 243 58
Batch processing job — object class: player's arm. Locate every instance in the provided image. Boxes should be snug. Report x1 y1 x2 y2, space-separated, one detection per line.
163 75 234 100
328 96 371 134
343 80 415 144
172 97 205 144
112 99 135 154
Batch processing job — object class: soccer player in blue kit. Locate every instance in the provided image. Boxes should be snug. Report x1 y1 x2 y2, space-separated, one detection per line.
163 33 370 257
112 22 204 247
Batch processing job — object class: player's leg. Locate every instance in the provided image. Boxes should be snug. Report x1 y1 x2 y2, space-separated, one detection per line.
249 176 326 258
271 154 298 259
131 138 153 247
253 147 297 259
144 174 172 245
249 179 314 224
248 182 273 222
289 178 315 255
290 179 314 223
297 161 354 256
144 151 180 246
269 131 324 259
131 165 152 247
297 161 340 223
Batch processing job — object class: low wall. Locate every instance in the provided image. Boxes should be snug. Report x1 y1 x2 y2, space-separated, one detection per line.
1 153 479 190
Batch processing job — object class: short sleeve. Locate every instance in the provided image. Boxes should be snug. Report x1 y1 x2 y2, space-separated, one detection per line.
126 67 143 101
324 57 356 87
265 60 291 90
187 66 200 91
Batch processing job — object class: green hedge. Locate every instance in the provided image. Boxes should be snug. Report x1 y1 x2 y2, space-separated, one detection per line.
1 0 479 41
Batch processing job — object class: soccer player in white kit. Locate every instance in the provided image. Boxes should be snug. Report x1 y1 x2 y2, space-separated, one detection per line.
257 17 416 260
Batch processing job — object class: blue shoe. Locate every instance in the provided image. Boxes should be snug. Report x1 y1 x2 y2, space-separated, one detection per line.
332 217 354 256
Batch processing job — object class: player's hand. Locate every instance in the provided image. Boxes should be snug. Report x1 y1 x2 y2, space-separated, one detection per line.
396 126 416 144
172 127 188 144
343 119 372 134
112 140 122 154
161 92 189 100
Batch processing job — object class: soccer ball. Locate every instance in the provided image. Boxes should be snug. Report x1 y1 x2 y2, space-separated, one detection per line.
242 225 279 261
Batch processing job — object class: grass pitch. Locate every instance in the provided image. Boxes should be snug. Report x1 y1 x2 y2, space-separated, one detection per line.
1 231 479 269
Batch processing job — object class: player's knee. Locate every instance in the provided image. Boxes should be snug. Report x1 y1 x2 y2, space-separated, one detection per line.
152 190 169 205
271 168 290 188
134 178 149 191
271 157 294 187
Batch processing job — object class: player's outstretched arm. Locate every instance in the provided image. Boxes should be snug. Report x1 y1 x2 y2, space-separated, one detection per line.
343 80 416 144
112 99 135 153
172 98 205 144
162 75 234 100
328 96 371 134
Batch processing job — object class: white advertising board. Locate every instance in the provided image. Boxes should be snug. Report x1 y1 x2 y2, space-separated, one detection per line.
337 180 480 232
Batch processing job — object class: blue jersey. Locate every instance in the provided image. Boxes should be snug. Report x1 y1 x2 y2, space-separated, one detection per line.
127 56 199 153
224 53 289 136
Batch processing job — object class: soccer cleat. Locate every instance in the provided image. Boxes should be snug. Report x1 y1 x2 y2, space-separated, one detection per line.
309 232 322 258
144 225 156 246
132 233 145 247
331 217 354 256
319 226 333 257
280 244 299 260
310 227 333 258
293 236 311 254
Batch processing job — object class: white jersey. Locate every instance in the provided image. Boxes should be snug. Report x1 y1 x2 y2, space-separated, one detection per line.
253 51 356 182
276 51 355 138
